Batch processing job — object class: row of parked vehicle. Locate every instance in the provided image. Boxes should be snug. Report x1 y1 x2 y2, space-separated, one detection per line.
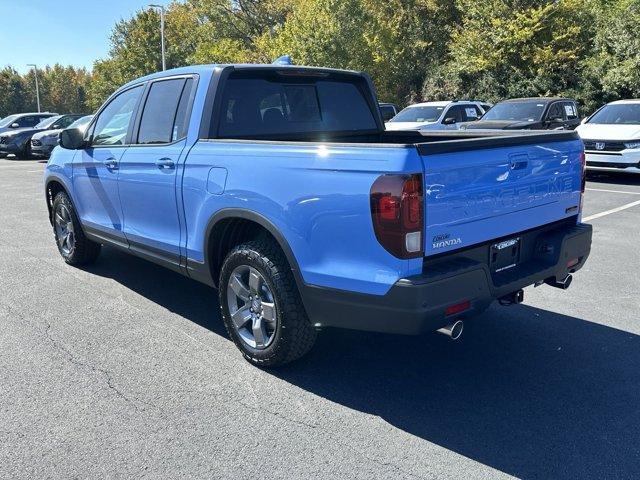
2 93 638 176
0 112 92 159
381 97 640 174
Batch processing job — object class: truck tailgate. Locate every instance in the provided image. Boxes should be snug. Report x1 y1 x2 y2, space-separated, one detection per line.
418 134 584 256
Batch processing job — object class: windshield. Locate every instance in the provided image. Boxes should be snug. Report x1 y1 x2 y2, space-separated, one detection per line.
35 115 62 129
389 106 444 123
69 115 93 129
0 114 21 128
482 102 546 122
588 104 640 125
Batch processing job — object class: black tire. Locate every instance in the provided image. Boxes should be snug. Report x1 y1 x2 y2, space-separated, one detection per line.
51 192 101 265
23 140 31 160
219 238 317 366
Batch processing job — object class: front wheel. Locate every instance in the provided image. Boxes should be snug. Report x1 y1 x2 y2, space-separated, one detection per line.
52 192 101 265
219 238 316 366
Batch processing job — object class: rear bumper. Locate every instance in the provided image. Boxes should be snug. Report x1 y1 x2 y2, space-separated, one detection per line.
302 221 592 335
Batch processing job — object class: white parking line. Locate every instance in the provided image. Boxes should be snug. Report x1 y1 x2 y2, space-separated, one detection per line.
586 188 640 196
583 199 640 221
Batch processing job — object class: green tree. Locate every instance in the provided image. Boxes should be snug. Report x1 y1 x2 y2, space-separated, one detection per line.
423 0 596 105
581 0 640 112
0 67 28 117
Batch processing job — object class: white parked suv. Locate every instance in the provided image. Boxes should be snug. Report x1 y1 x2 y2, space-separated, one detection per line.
385 100 491 131
576 99 640 174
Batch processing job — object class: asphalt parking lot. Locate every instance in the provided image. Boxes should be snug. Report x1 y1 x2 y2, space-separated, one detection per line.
1 158 639 479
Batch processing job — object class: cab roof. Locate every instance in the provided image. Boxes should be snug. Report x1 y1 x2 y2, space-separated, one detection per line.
501 97 575 104
118 63 364 92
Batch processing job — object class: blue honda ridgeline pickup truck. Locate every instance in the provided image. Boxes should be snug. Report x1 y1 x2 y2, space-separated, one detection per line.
44 64 592 366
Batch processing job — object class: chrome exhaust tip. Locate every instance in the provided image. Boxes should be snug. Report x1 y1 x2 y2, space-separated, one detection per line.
545 274 573 290
437 320 464 340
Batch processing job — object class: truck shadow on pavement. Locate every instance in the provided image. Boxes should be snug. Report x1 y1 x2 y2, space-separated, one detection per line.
88 247 639 480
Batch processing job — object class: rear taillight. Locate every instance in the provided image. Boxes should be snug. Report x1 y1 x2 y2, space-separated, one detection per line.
370 173 424 259
579 150 586 216
580 150 586 193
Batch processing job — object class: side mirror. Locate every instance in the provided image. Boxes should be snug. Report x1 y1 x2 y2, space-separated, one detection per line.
59 128 87 150
10 123 19 128
443 117 456 125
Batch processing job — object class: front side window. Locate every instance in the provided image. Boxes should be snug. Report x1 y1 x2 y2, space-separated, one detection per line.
587 104 640 125
444 106 463 123
137 78 193 144
546 103 565 121
92 85 143 146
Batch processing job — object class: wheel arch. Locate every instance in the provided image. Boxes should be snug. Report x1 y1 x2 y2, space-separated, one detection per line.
45 177 71 224
201 209 305 292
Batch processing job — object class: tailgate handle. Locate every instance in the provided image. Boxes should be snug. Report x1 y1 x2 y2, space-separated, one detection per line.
509 154 529 170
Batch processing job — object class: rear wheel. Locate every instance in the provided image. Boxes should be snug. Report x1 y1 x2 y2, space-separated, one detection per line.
219 238 316 366
52 192 101 265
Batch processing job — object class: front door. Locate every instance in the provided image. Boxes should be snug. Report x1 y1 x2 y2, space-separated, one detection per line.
118 77 195 266
72 84 144 245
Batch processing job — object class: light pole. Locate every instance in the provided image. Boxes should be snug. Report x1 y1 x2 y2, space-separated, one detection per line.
26 64 41 112
149 4 166 71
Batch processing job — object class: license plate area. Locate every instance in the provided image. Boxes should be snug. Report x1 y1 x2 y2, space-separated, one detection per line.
490 237 521 273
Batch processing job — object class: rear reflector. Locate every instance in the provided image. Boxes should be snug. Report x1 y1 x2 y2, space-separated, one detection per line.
445 300 471 316
567 257 579 268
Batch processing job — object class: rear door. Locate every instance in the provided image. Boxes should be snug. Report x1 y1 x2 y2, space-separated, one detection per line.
117 76 196 267
419 134 584 256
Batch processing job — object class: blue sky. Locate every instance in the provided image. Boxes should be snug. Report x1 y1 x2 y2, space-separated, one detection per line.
0 0 173 73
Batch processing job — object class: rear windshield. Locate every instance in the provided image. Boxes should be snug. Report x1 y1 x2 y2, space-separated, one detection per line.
216 71 377 138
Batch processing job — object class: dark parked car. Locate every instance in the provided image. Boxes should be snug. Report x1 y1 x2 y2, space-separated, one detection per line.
0 112 57 135
31 114 93 158
0 114 82 158
379 102 399 122
460 98 580 130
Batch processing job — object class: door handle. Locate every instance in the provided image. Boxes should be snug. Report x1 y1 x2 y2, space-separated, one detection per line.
103 158 118 170
156 158 175 169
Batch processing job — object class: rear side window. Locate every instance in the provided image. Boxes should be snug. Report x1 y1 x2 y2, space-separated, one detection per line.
380 105 396 121
564 102 578 119
18 116 40 127
217 73 377 137
138 77 194 144
461 105 482 121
